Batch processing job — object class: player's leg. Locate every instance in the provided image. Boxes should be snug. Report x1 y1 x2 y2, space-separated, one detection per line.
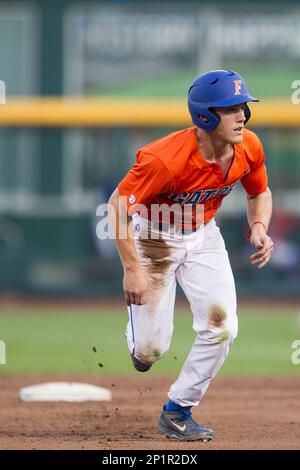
158 219 236 441
169 219 237 406
126 232 182 371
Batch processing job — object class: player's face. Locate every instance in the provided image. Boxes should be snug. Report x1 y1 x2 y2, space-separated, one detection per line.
212 104 246 144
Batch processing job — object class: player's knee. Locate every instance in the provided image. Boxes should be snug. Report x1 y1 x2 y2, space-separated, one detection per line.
205 319 238 345
204 303 238 342
215 322 238 344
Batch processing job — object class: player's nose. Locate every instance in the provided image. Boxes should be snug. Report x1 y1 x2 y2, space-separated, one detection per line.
241 107 247 121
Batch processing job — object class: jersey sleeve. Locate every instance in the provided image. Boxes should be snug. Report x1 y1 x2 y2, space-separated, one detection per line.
118 151 173 215
241 135 268 196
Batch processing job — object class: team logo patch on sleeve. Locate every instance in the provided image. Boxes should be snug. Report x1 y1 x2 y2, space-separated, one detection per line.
129 195 136 204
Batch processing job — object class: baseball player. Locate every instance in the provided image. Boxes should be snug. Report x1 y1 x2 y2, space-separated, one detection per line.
109 70 273 441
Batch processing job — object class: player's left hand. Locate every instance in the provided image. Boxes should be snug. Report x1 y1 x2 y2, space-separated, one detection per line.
249 226 274 269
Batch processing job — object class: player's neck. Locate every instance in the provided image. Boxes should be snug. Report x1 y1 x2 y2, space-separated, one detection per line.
195 128 233 163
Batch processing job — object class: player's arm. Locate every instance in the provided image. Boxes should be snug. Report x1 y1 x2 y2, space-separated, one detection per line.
241 134 274 269
246 187 274 269
108 188 148 306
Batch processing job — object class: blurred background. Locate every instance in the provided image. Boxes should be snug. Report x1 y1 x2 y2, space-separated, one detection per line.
0 0 299 299
0 0 299 377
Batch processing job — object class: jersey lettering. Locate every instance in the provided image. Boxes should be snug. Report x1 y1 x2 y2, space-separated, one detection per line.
168 182 238 206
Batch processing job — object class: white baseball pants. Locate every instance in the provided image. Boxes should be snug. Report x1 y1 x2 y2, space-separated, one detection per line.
126 217 238 407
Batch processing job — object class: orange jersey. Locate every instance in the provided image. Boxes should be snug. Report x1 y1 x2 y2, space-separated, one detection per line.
118 127 268 228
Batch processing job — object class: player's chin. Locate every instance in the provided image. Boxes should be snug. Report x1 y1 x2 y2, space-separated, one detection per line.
229 133 243 144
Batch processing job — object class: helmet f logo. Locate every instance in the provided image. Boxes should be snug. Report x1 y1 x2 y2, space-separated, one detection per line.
234 80 242 95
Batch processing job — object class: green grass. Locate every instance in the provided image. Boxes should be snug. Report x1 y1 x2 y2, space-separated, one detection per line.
0 305 300 376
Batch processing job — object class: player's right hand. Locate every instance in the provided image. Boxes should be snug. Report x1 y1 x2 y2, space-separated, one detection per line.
123 268 148 306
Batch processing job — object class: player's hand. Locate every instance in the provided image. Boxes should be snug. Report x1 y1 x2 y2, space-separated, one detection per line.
123 268 148 306
249 226 274 269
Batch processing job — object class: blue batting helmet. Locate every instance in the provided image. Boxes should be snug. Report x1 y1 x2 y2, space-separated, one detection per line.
188 70 259 131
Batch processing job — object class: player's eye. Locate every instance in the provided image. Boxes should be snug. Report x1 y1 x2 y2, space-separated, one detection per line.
228 106 244 114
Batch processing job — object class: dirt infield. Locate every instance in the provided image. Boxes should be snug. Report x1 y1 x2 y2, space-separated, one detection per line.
0 374 299 450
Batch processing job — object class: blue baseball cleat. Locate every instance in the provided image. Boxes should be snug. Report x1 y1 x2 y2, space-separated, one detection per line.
158 406 214 441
